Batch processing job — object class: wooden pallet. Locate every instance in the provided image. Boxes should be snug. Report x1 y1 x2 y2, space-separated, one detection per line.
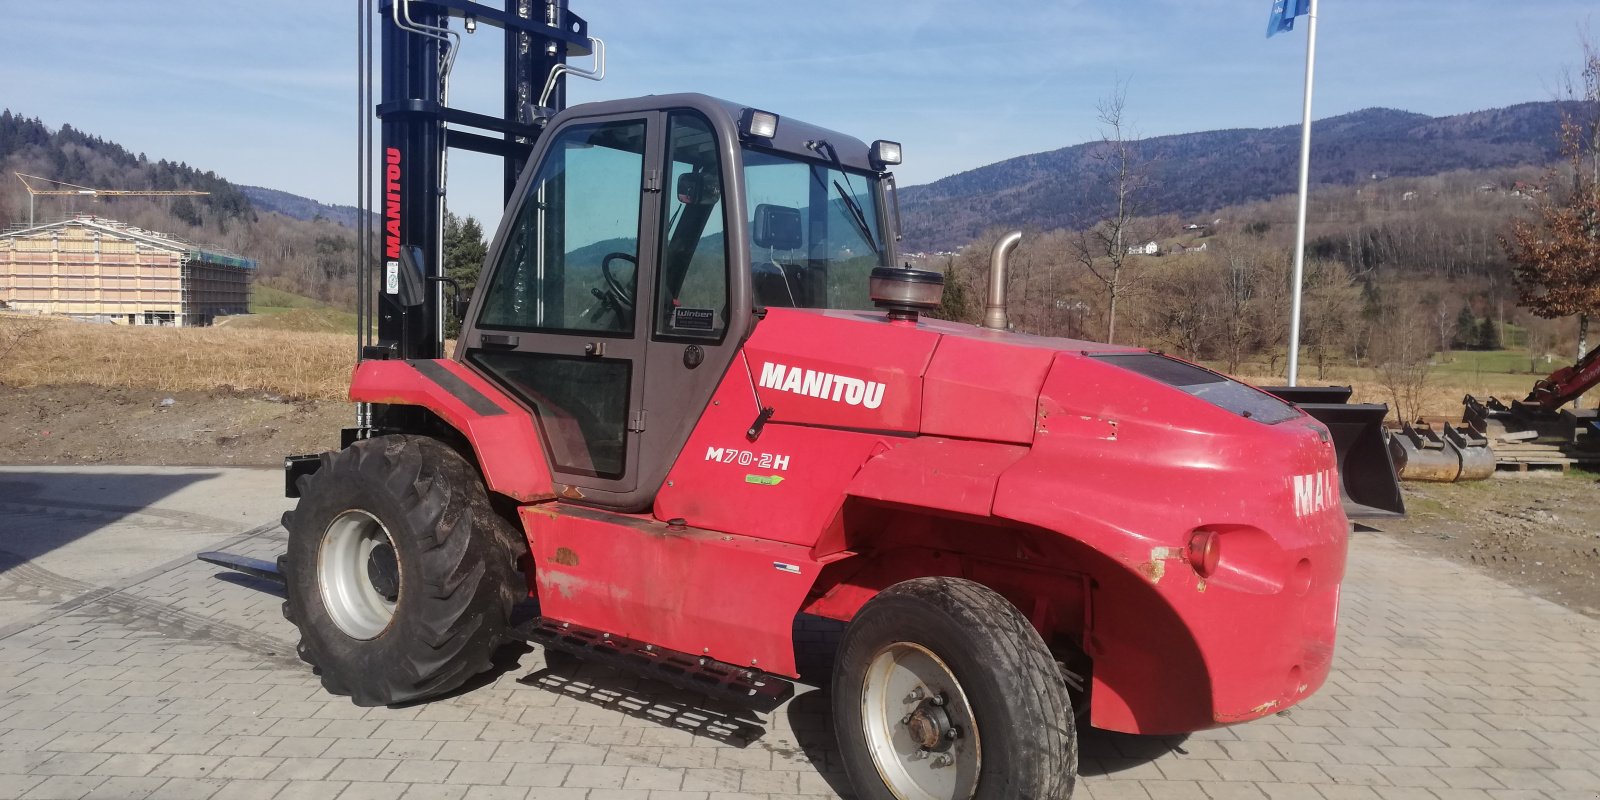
1495 460 1571 473
1490 434 1599 472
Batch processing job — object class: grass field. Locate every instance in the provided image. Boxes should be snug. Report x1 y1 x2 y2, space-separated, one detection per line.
250 284 329 311
214 285 360 334
1214 349 1553 421
1 312 352 400
0 305 1571 418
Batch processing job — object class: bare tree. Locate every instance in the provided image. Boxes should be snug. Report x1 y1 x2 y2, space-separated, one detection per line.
1428 290 1460 363
1522 314 1560 374
1210 238 1280 374
1144 256 1218 360
1072 86 1149 344
1371 287 1435 423
1299 259 1363 381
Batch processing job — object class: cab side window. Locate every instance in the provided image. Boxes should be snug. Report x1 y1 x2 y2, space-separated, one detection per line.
478 119 646 334
654 112 728 339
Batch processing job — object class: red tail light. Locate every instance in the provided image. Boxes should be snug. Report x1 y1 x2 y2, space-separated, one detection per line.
1187 529 1221 577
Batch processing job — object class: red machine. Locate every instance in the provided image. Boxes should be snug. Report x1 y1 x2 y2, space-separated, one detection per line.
206 4 1351 798
1527 345 1600 410
1463 346 1600 449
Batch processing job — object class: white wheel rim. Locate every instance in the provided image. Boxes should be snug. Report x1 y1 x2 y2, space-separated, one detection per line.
318 509 400 640
860 642 982 800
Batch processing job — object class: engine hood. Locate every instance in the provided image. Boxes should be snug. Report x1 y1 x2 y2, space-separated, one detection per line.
741 308 1155 443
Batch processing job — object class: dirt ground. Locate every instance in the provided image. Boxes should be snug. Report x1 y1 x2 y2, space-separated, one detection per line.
3 381 1596 617
0 382 349 466
1379 473 1600 618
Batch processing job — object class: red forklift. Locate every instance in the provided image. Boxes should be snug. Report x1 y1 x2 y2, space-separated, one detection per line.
204 3 1351 797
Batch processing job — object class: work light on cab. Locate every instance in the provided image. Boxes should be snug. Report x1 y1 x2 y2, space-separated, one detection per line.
870 139 902 170
739 108 779 139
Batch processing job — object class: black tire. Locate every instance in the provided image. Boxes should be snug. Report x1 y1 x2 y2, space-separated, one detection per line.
833 577 1077 800
280 434 523 706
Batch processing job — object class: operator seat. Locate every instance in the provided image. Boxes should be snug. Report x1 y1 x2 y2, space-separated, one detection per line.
752 261 799 307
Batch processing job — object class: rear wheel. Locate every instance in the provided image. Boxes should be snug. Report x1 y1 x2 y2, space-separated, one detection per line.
833 577 1077 800
280 434 523 706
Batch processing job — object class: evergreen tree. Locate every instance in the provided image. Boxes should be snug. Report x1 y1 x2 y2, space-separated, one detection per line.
1477 317 1502 350
928 257 971 322
443 212 488 337
1454 305 1477 348
171 197 202 227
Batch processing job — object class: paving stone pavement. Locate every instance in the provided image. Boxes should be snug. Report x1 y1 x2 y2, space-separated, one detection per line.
3 507 1600 799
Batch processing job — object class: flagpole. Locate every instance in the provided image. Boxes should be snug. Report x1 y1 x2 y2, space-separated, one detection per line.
1286 0 1318 386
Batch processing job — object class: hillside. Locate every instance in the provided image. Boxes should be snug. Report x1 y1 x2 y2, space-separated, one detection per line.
2 99 1580 304
899 101 1579 251
0 110 364 308
240 185 368 229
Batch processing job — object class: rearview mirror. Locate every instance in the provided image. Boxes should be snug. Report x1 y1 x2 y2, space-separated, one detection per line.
426 276 471 321
753 204 802 250
676 172 720 206
396 245 427 308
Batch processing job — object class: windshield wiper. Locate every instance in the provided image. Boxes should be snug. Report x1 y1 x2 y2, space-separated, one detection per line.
831 178 879 255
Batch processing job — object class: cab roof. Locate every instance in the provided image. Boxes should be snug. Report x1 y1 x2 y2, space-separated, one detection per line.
559 93 881 173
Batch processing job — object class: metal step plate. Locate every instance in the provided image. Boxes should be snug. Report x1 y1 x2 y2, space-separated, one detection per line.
513 617 795 712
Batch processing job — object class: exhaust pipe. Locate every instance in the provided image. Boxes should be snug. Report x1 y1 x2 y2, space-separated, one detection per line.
984 230 1023 330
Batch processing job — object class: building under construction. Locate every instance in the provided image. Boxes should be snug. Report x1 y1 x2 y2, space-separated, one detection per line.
0 216 254 327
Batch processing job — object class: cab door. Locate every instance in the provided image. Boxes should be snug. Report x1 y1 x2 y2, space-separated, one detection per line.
634 109 752 507
460 113 662 500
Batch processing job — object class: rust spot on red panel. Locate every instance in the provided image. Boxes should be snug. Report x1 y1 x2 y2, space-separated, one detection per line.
1137 559 1166 584
553 547 580 567
507 489 558 503
1214 700 1279 724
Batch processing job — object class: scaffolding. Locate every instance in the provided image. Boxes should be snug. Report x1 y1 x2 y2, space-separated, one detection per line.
0 216 255 327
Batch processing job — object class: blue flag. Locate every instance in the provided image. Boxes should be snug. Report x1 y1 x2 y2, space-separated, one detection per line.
1267 0 1311 38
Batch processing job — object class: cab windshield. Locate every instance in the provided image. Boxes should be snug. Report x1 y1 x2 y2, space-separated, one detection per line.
742 149 886 310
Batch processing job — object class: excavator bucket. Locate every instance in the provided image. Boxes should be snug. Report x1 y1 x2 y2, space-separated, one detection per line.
1386 423 1462 482
1385 421 1496 483
1461 394 1509 438
1262 386 1405 519
1444 424 1496 481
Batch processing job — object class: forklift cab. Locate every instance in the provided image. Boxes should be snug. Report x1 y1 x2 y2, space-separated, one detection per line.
456 93 900 510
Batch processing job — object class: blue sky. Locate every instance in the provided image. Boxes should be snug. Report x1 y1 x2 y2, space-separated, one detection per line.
1 1 1593 227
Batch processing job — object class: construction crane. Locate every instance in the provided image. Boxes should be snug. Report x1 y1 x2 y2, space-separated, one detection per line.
13 172 210 227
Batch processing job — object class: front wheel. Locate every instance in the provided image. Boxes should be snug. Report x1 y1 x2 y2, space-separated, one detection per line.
280 435 524 706
832 577 1077 800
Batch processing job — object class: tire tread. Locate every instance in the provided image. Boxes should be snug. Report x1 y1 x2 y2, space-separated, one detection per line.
280 435 525 707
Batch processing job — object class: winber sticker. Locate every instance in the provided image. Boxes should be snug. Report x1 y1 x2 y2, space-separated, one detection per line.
671 307 716 331
745 474 784 486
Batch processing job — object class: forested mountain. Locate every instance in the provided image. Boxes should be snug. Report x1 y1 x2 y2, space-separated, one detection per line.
240 185 368 229
2 98 1579 312
0 110 253 229
0 110 363 307
899 101 1579 251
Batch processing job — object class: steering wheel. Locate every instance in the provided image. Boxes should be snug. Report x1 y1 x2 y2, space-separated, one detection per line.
600 252 637 313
